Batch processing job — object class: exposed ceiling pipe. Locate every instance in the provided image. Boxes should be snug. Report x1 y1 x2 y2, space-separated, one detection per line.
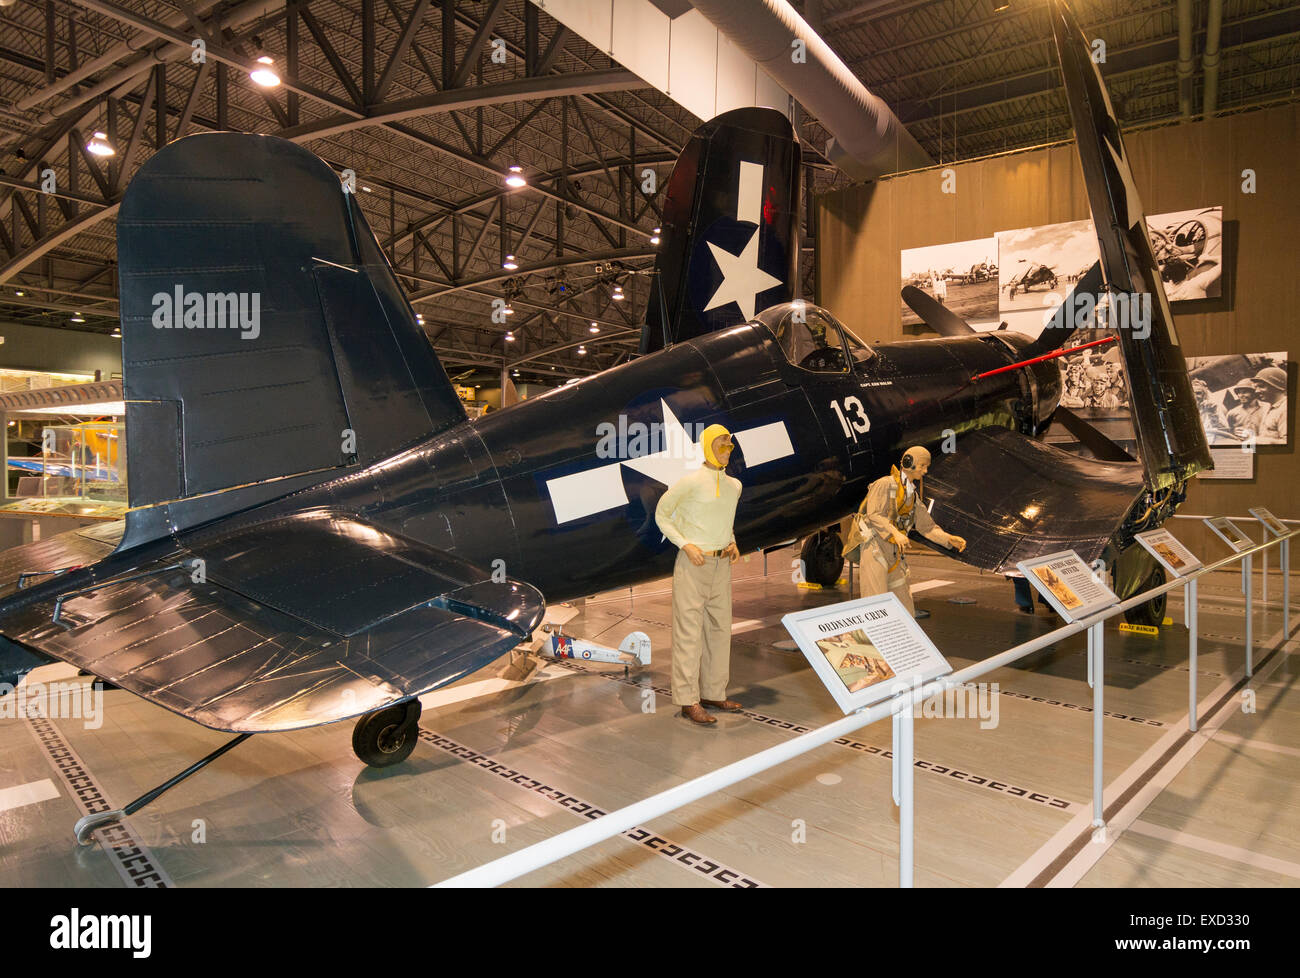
686 0 930 179
1203 0 1224 117
1177 0 1194 119
26 0 284 123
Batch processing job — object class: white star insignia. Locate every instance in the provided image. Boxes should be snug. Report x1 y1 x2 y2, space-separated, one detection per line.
703 227 782 321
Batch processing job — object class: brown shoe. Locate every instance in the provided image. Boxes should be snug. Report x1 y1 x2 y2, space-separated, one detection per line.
679 703 717 725
700 698 742 712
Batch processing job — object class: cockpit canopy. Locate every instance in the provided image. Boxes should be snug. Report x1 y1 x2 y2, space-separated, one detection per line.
753 301 873 373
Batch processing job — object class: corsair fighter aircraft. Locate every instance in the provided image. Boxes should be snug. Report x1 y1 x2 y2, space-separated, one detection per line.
0 3 1206 835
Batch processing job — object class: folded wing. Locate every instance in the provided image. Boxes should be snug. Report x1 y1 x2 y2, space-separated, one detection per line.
924 427 1146 571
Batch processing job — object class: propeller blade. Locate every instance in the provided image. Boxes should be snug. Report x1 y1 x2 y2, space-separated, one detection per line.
1021 260 1104 359
1053 406 1135 462
901 285 976 337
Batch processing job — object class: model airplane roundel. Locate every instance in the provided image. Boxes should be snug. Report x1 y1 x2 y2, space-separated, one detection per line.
643 107 800 355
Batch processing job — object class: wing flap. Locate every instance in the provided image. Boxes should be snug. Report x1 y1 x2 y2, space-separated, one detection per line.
924 427 1145 571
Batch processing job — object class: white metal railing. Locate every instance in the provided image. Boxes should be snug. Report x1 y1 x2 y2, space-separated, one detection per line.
433 526 1297 888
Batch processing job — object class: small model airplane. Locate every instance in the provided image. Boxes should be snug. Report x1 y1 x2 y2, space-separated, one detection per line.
0 0 1208 842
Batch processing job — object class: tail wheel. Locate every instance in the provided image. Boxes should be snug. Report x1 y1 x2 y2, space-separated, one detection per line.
800 529 844 587
352 700 422 768
1122 565 1167 627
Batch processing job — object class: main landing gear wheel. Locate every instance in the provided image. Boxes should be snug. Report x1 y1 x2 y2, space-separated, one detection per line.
1123 565 1167 627
352 700 422 768
801 528 844 587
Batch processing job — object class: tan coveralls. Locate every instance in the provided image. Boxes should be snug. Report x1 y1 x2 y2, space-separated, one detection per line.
841 468 959 615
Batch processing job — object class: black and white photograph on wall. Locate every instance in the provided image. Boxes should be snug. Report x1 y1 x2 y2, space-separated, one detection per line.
1060 336 1130 410
1044 328 1138 457
996 205 1223 321
1186 352 1288 445
899 236 999 328
1150 206 1223 301
997 219 1097 312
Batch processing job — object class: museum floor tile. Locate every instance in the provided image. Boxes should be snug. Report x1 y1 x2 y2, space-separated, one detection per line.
1 547 1295 888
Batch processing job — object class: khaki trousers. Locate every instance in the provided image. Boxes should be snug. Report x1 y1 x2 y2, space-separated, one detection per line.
858 538 915 616
670 550 732 706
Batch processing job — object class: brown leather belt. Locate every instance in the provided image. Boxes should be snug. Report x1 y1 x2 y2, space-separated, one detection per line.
700 548 727 557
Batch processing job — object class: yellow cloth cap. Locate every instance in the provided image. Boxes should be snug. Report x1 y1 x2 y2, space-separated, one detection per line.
700 424 732 468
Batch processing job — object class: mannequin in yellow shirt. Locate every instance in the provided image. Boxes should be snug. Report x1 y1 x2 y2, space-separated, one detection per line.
655 424 742 726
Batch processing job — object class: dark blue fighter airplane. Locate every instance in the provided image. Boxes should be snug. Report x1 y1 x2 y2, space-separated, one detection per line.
0 1 1208 837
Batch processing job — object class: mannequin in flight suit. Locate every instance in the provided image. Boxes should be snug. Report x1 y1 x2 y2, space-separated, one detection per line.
841 446 966 616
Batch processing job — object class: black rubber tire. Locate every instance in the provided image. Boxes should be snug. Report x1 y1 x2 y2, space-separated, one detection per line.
352 702 421 768
801 529 844 587
1123 565 1167 627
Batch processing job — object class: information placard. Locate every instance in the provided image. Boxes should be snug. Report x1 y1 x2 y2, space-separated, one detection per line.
782 593 951 715
1196 448 1254 480
1135 527 1202 577
1016 550 1118 623
1203 516 1253 553
1247 507 1289 538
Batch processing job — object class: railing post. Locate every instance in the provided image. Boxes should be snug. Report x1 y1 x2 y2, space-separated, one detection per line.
1187 577 1198 732
1244 553 1254 677
1284 536 1291 637
1089 621 1105 828
1261 524 1269 607
892 692 914 888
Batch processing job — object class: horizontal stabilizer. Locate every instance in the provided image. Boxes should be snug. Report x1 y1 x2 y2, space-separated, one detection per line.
0 515 544 732
924 427 1145 571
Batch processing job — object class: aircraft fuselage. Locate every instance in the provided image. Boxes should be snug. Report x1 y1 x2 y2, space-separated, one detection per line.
264 320 1060 604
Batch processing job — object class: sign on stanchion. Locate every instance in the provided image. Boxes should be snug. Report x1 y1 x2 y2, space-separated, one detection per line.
1204 516 1253 552
783 594 951 887
1017 550 1117 829
1135 527 1202 577
1248 507 1288 538
1136 528 1203 730
782 593 951 715
1015 550 1118 623
1205 516 1257 676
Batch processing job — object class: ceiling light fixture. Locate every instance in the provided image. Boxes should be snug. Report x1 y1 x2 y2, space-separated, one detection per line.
505 165 526 189
503 254 518 270
505 331 515 342
577 345 587 355
70 312 85 323
650 227 661 245
86 131 114 157
250 55 281 88
589 322 599 333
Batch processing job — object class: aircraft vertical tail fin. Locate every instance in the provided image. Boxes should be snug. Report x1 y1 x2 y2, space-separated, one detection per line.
1052 1 1212 489
641 107 800 355
116 133 466 546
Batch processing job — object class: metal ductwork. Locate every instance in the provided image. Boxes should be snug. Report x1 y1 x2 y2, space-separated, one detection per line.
687 0 930 179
